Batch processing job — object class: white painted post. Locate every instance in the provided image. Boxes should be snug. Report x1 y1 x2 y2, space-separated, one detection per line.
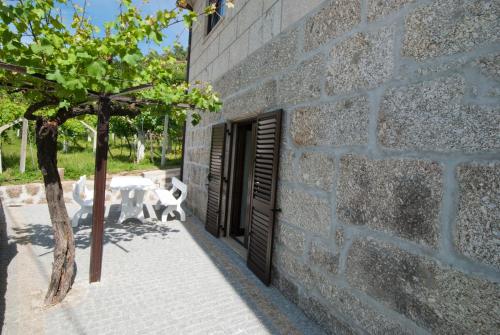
161 115 169 168
19 118 28 173
136 131 145 163
79 121 97 153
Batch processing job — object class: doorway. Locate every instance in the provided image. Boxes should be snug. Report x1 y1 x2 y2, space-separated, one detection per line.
207 110 282 285
228 122 254 249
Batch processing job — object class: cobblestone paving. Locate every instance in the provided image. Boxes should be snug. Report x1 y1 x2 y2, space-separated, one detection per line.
1 201 325 335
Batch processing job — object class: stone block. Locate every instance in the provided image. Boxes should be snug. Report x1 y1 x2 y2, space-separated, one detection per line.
276 222 307 255
277 186 331 234
214 28 297 97
239 28 298 87
367 0 414 21
6 186 22 198
205 34 220 65
276 248 316 289
297 152 335 192
219 20 237 53
229 28 249 69
337 155 442 247
313 271 413 334
222 80 276 120
309 239 339 274
298 295 354 335
271 267 299 305
455 163 500 269
213 62 243 99
277 54 324 106
187 148 210 166
378 75 500 152
403 0 500 60
212 47 230 81
237 0 263 36
262 0 281 44
346 238 500 334
25 184 40 196
304 0 361 51
281 0 323 31
326 26 394 95
248 17 263 55
290 95 369 147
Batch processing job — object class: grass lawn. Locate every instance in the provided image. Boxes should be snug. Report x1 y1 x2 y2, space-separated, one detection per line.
0 132 181 185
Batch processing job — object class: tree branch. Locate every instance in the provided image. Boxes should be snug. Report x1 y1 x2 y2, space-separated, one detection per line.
0 61 101 97
109 102 141 117
24 98 59 121
57 104 96 124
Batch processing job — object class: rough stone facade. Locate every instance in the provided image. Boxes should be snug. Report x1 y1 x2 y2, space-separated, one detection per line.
183 0 500 334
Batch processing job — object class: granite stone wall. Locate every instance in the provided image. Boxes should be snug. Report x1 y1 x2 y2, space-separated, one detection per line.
183 0 500 333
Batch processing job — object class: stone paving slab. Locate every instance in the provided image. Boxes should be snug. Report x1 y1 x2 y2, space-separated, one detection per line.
1 201 325 335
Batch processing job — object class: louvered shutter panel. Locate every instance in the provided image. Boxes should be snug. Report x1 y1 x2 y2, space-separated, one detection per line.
205 123 226 237
247 110 282 285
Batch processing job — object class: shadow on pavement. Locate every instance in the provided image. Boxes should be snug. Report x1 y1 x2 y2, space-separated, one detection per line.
8 204 180 251
0 199 18 334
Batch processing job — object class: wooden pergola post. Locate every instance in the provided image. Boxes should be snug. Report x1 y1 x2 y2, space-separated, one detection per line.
89 96 111 283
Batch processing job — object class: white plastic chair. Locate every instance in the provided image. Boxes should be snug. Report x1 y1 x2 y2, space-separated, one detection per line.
72 176 94 227
154 177 187 222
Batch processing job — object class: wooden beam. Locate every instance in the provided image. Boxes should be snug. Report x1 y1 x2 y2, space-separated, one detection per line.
89 97 111 283
108 83 153 98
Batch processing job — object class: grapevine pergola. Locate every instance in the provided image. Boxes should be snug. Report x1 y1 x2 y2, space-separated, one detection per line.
0 0 226 305
0 60 192 282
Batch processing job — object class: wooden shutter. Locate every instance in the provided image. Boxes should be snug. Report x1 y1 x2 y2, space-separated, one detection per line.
205 123 226 237
247 110 282 285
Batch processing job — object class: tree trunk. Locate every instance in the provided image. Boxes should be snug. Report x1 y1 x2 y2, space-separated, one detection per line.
35 119 75 305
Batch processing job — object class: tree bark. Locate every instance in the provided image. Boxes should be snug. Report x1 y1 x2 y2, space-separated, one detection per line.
35 118 75 305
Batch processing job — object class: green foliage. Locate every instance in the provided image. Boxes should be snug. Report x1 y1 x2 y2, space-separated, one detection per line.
0 0 223 122
0 90 26 124
0 130 182 185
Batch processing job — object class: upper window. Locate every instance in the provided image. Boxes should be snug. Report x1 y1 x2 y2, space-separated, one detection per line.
207 0 225 34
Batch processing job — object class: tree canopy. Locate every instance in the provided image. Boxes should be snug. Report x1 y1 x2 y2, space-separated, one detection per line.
0 0 222 120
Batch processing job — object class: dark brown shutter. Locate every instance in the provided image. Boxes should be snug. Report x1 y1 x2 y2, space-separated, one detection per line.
247 110 282 285
205 123 226 237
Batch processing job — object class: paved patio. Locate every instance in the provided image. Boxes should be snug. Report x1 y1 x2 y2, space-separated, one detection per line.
0 200 325 335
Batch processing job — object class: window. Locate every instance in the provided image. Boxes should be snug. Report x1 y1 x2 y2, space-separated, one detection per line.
207 0 225 34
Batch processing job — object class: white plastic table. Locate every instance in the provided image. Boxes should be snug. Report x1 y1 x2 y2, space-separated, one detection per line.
110 176 155 223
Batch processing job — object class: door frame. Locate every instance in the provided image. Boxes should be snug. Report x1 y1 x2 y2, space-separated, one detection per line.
224 119 256 243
